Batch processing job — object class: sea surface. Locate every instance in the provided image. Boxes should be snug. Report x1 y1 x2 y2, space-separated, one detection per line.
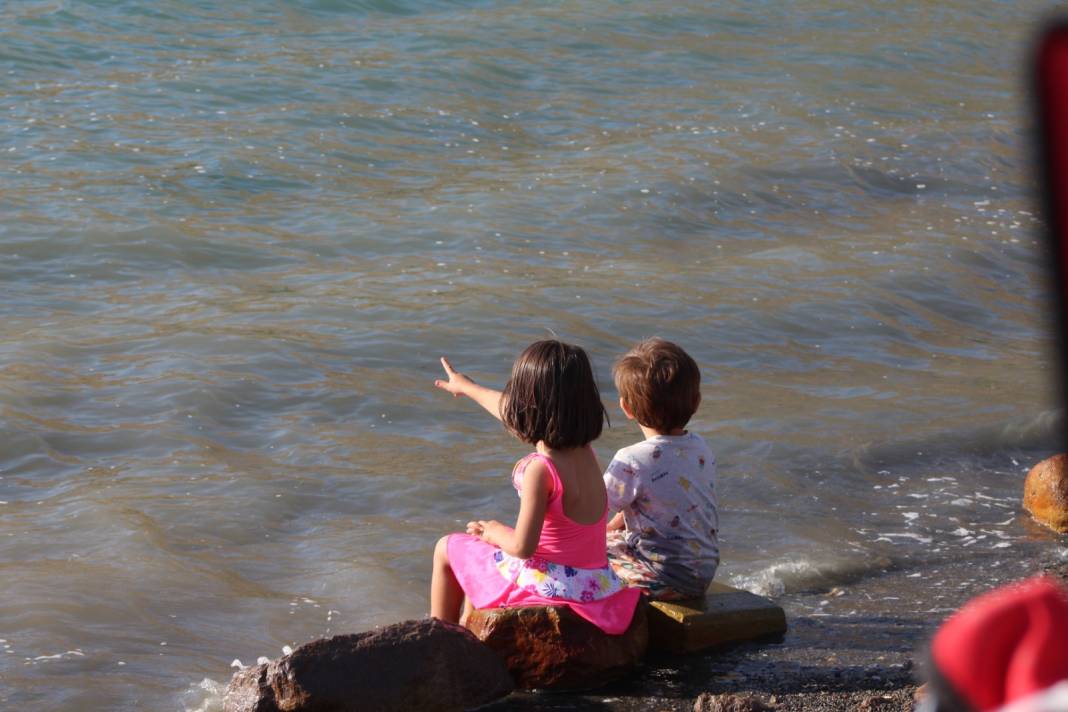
1 1 1066 709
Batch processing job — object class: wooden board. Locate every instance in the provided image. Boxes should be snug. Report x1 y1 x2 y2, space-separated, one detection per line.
646 581 787 654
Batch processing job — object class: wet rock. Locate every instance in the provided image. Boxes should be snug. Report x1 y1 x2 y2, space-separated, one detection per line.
693 692 775 712
224 664 278 712
223 618 513 712
1023 454 1068 533
464 602 647 690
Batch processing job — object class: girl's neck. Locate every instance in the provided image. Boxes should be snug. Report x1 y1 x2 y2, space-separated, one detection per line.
536 441 562 456
535 441 587 457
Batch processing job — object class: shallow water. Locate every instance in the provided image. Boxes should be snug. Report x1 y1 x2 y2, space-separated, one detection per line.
0 1 1064 709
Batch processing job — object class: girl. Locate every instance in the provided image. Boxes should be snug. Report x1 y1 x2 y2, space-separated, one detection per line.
430 340 641 635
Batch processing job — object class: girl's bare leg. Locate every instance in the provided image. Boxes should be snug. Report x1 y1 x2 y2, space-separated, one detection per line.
430 535 464 623
459 598 475 627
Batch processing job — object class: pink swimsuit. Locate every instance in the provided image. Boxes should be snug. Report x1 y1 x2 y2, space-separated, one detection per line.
446 453 641 634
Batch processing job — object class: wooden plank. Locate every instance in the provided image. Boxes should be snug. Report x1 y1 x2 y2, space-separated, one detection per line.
646 582 787 653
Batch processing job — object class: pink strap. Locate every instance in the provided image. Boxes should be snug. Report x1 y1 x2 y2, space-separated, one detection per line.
513 453 560 501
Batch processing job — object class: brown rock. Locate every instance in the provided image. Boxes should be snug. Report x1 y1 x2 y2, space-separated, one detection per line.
693 692 774 712
1023 454 1068 533
464 602 647 690
223 618 513 712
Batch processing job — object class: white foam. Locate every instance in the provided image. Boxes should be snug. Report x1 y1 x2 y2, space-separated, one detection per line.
29 649 84 663
181 677 226 712
729 555 887 598
877 532 933 544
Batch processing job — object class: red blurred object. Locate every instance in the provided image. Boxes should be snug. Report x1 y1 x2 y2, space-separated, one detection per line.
930 575 1068 711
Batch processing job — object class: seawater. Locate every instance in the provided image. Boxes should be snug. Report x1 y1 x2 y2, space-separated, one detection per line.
0 1 1063 709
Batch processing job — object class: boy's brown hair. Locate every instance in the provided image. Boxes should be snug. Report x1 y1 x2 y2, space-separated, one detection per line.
501 340 608 449
613 338 701 433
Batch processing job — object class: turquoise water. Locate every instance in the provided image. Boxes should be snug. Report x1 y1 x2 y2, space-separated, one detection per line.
0 1 1063 709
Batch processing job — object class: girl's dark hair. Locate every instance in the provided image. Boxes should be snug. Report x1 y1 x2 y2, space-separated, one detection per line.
500 340 607 449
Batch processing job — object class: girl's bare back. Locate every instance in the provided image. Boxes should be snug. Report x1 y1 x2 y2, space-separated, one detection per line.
541 445 606 525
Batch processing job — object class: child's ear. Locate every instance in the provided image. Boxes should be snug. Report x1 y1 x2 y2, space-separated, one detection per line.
619 397 636 420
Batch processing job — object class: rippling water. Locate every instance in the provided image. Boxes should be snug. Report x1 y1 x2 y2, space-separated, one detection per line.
1 1 1063 709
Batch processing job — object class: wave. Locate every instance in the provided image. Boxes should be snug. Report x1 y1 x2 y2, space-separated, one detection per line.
851 410 1063 472
179 677 226 712
728 554 893 598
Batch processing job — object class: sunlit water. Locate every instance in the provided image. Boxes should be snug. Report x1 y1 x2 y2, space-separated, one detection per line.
1 1 1064 709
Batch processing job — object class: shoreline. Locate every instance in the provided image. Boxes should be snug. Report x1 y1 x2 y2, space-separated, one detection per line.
478 544 1067 711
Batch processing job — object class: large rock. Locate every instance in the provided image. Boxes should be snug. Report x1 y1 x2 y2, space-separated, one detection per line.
223 618 513 712
1024 454 1068 533
464 603 648 690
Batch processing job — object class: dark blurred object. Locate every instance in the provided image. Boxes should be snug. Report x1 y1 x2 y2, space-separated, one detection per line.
1036 20 1068 439
919 576 1068 712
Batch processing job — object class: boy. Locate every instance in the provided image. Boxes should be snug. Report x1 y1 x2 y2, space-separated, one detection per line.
603 338 719 600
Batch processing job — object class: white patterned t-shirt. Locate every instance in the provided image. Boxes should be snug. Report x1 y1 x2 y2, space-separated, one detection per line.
603 432 719 595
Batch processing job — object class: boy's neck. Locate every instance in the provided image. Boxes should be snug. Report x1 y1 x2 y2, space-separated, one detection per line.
639 424 687 440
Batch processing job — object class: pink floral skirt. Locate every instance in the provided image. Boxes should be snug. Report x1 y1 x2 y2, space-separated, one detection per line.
446 533 641 635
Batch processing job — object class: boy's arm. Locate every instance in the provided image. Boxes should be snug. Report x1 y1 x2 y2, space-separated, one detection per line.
604 455 639 531
434 357 504 421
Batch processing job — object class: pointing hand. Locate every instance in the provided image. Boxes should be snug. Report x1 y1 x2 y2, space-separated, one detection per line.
434 357 474 397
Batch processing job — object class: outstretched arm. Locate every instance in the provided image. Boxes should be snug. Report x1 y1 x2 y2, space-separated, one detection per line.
434 357 504 421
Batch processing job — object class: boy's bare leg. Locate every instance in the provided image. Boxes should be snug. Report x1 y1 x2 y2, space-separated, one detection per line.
430 536 464 623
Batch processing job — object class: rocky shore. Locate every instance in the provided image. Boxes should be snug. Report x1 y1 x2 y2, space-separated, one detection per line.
476 456 1068 711
218 552 1067 712
222 455 1068 712
477 548 1068 712
479 608 922 712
